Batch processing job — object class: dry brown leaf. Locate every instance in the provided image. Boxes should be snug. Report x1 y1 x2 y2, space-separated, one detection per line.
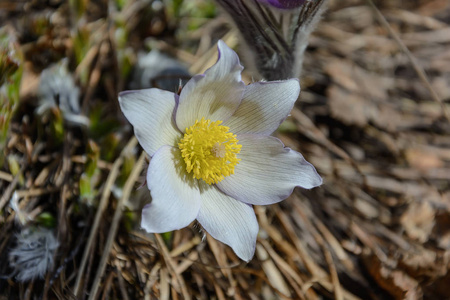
364 253 423 300
400 246 448 279
325 60 392 99
327 84 403 131
405 148 444 171
328 85 374 127
400 201 435 243
433 212 450 249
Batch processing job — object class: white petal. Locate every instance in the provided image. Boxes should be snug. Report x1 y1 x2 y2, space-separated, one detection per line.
142 146 201 233
197 183 258 262
176 40 245 130
223 79 300 135
216 135 322 205
119 89 181 156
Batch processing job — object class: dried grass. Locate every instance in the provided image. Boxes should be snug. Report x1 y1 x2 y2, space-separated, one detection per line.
1 0 449 299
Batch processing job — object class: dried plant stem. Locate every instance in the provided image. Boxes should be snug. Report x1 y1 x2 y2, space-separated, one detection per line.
0 163 26 211
0 170 14 182
43 131 72 300
81 37 109 114
0 173 19 211
88 148 145 300
366 0 450 122
259 239 307 300
73 136 137 297
155 233 191 299
290 107 368 187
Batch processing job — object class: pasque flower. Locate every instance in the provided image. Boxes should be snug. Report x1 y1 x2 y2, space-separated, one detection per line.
216 0 328 80
119 41 322 261
257 0 306 9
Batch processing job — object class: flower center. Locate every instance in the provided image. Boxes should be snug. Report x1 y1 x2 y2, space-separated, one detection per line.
178 118 241 185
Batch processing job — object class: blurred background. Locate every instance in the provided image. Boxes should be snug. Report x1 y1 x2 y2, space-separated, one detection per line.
0 0 449 299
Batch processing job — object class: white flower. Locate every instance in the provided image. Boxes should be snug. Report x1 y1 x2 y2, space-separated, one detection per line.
119 41 322 261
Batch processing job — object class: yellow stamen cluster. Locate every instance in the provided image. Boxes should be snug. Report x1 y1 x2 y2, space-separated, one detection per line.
178 118 241 185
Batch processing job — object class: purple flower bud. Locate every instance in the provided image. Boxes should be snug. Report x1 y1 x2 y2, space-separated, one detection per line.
257 0 306 9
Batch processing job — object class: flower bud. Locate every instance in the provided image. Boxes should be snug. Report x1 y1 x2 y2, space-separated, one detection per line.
257 0 306 9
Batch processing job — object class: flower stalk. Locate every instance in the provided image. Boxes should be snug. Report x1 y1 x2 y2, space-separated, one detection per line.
216 0 328 80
